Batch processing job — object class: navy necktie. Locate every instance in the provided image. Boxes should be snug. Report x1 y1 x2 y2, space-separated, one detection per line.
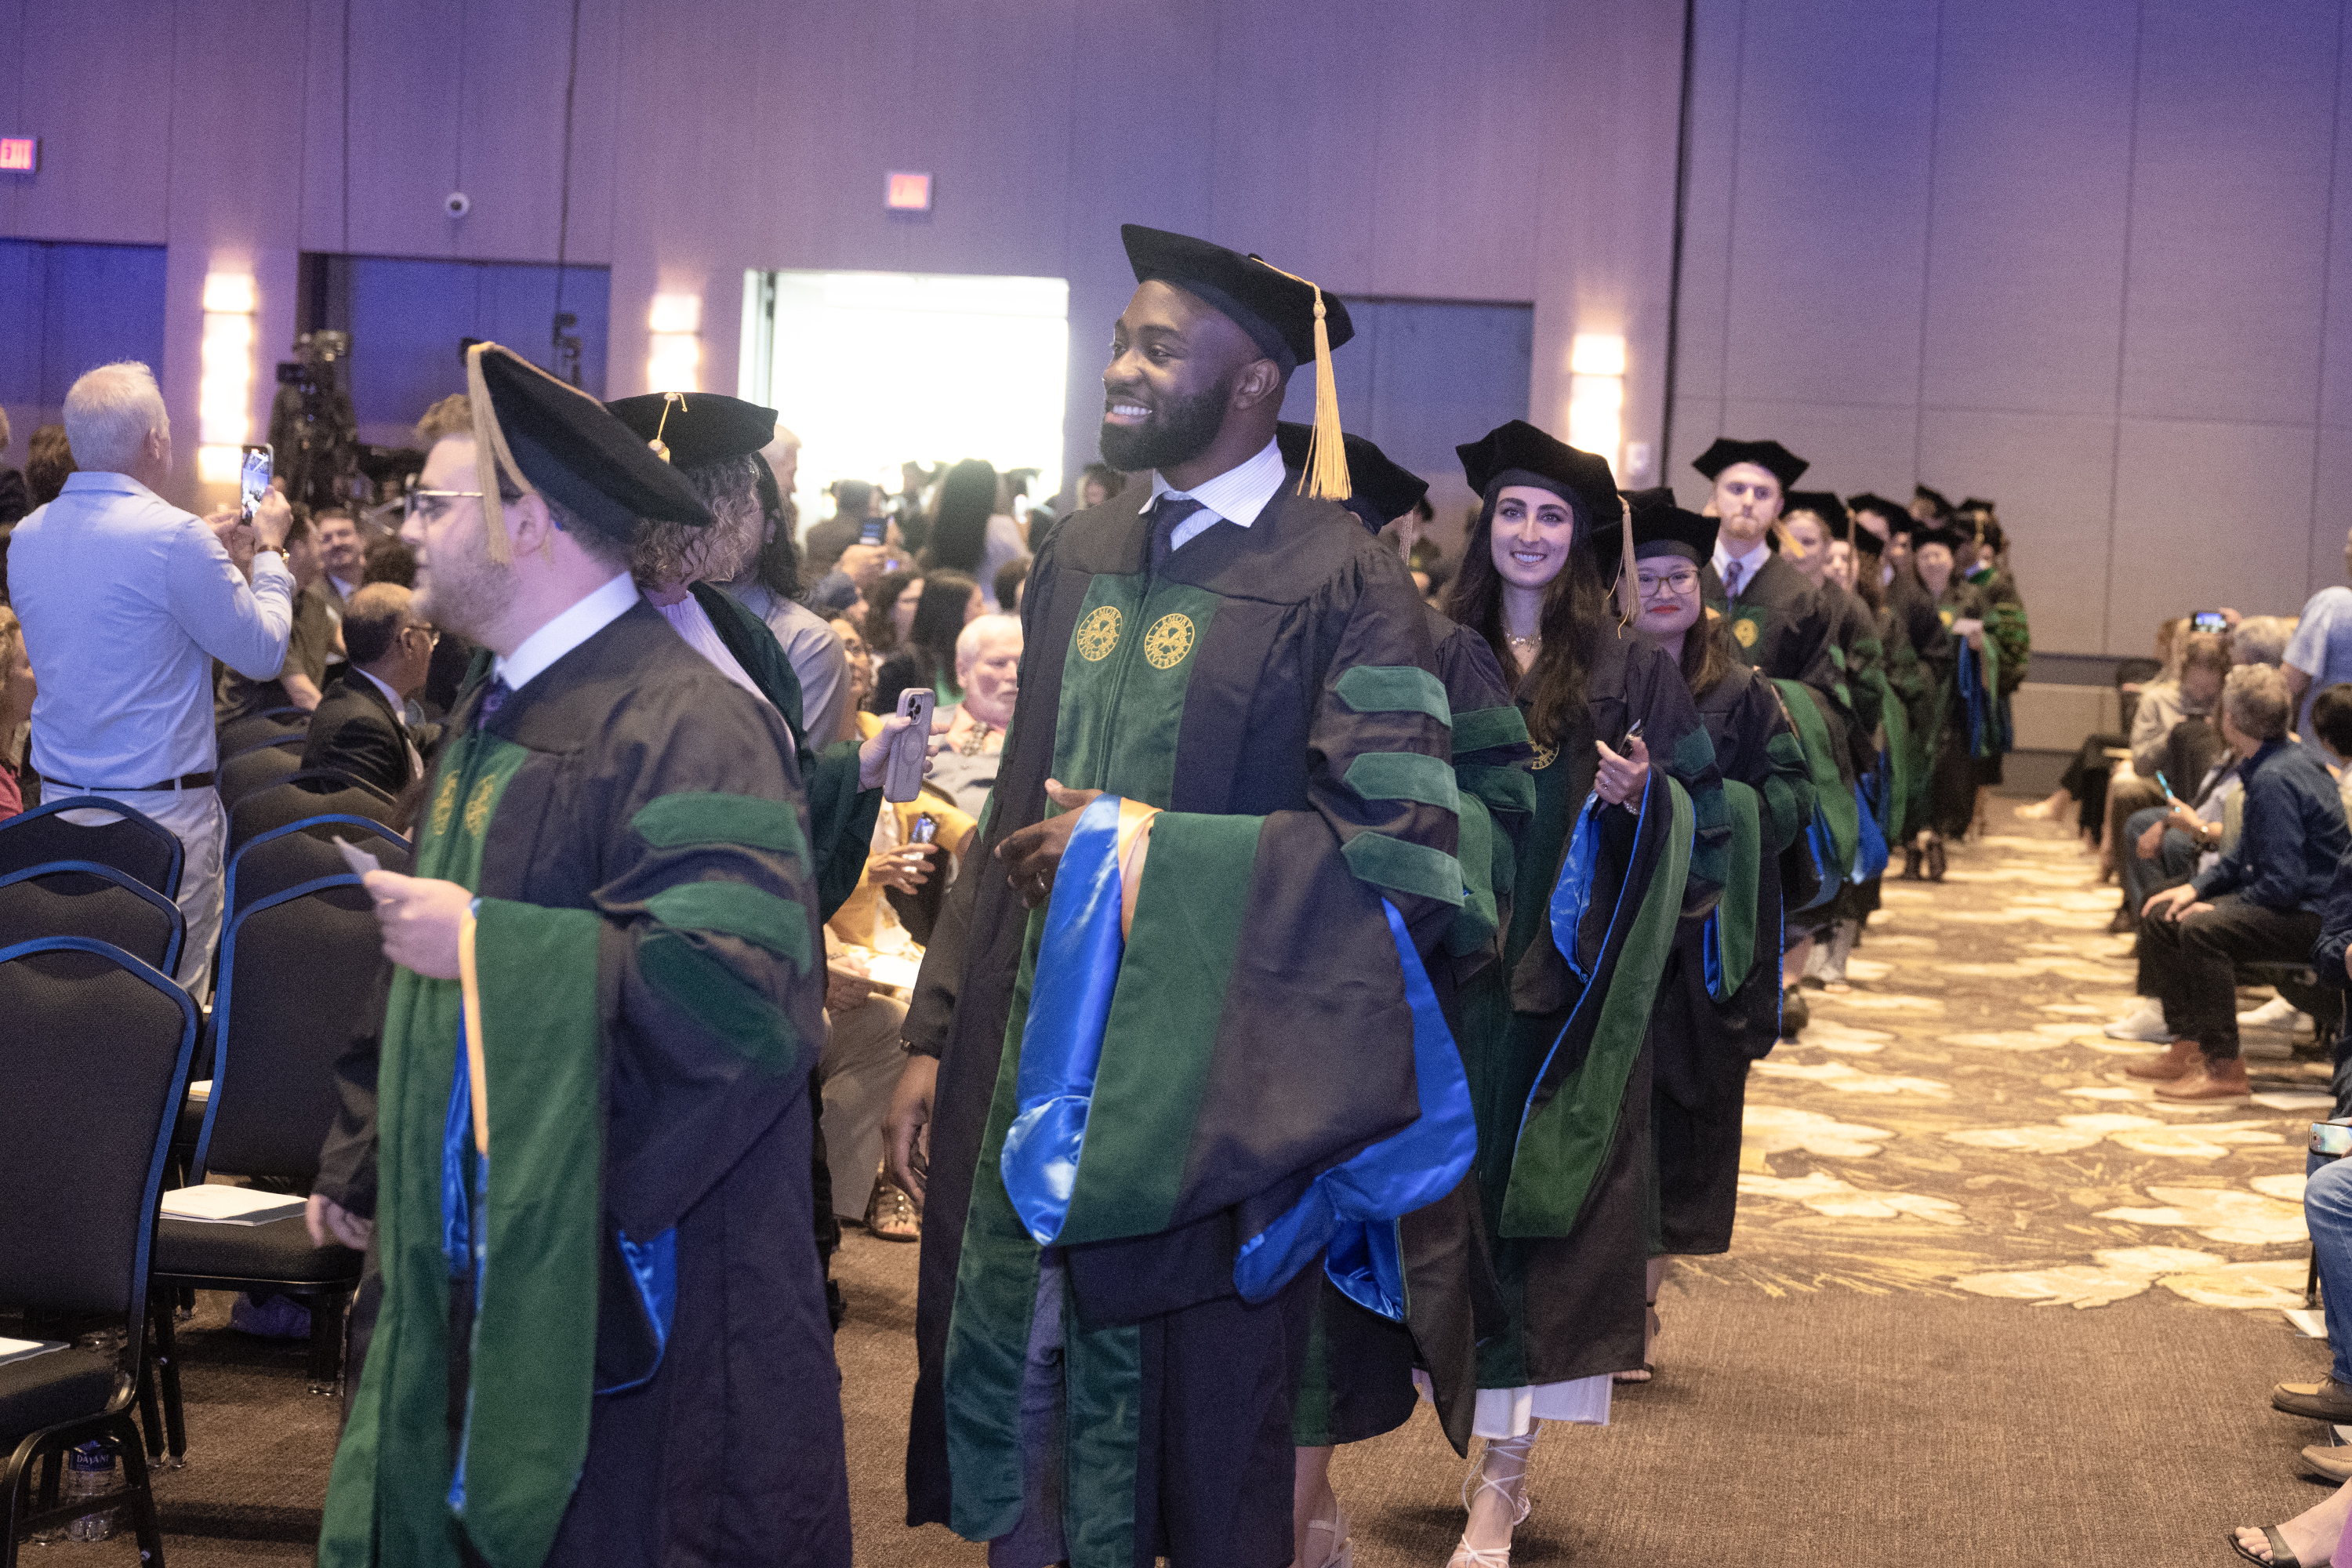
1148 495 1207 575
474 677 514 731
1722 560 1744 600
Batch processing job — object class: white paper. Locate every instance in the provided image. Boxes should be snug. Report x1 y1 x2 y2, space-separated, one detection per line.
2287 1308 2330 1339
2253 1092 2336 1112
0 1337 64 1369
160 1185 309 1225
332 836 383 877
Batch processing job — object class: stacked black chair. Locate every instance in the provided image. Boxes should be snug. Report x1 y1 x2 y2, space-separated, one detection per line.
223 817 411 922
0 937 198 1566
0 797 181 901
147 873 376 1461
216 739 307 810
216 708 308 757
0 863 184 978
226 770 401 861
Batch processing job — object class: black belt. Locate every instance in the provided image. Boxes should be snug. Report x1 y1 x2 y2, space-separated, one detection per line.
41 771 216 794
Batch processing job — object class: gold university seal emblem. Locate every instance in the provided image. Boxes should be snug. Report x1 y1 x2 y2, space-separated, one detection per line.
1076 605 1121 662
1143 613 1196 670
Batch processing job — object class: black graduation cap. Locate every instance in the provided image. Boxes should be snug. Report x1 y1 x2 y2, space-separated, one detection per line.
1276 423 1426 531
1958 496 1996 516
604 392 778 470
1913 485 1954 518
1461 420 1637 617
1913 521 1969 554
463 342 712 561
1691 437 1808 490
1847 520 1885 557
1847 492 1908 532
1621 487 1718 563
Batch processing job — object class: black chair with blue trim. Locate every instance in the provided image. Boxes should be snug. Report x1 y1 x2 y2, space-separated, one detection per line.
0 936 198 1566
226 771 401 862
216 708 309 758
0 862 185 978
0 797 182 902
216 739 307 810
223 816 411 924
147 873 376 1462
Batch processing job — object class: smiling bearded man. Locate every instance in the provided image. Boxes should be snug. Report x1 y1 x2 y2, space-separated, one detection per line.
883 224 1472 1568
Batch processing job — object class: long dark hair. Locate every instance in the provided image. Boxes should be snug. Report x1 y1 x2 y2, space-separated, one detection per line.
906 570 979 682
1680 606 1736 701
865 568 919 655
1444 489 1613 747
745 454 803 600
921 459 1000 575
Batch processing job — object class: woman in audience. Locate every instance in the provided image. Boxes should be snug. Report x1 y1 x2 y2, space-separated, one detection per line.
0 605 32 818
918 459 1027 609
871 569 981 713
831 615 875 744
1624 490 1811 1379
863 568 923 660
1908 523 1991 881
1435 423 1724 1568
24 423 74 511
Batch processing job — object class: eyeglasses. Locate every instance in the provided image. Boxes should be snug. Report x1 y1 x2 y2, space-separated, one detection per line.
1635 568 1700 596
402 624 441 648
404 488 483 525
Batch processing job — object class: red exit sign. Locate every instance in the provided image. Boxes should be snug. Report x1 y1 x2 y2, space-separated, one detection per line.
885 171 931 212
0 138 37 173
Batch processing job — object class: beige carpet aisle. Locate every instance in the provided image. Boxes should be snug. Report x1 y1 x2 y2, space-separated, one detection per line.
102 817 2350 1566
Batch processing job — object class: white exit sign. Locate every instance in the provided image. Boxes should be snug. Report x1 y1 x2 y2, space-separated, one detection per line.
0 137 37 173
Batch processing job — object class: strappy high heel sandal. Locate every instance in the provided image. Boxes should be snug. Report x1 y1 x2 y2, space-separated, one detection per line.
1448 1435 1534 1567
1301 1497 1352 1568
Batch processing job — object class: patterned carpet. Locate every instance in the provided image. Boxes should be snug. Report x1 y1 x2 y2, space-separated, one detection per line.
1697 821 2333 1315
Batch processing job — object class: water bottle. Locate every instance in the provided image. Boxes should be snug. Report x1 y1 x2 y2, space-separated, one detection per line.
63 1439 118 1541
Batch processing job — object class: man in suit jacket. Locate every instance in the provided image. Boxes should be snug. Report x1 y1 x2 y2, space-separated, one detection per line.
301 582 434 797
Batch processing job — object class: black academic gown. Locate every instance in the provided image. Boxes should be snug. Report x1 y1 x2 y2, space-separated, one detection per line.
902 476 1460 1568
1923 580 1994 837
318 604 849 1568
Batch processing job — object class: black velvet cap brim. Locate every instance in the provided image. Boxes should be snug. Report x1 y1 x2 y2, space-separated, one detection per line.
1276 422 1427 521
1691 437 1809 490
604 393 778 470
1456 419 1621 535
473 345 712 546
1122 223 1355 369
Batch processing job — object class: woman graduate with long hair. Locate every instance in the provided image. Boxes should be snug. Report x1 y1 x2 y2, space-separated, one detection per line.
1908 521 1995 880
1434 423 1726 1566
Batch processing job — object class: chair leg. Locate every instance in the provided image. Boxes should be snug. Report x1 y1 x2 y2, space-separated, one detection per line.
135 1349 165 1462
309 1288 350 1396
150 1293 187 1465
110 1414 166 1565
2312 1246 2324 1311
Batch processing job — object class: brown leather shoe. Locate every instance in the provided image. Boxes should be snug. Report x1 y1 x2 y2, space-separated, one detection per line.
2156 1054 2251 1100
2125 1037 2201 1080
2275 1377 2352 1421
2302 1442 2352 1481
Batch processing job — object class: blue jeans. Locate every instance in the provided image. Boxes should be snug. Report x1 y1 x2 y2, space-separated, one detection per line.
2307 1155 2352 1384
2119 804 2200 917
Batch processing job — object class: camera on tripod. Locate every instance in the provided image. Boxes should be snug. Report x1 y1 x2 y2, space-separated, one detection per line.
269 330 361 510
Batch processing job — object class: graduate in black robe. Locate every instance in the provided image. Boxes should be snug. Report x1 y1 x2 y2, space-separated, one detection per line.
1911 523 1997 879
1622 492 1813 1301
887 228 1466 1568
1425 425 1726 1566
318 346 849 1566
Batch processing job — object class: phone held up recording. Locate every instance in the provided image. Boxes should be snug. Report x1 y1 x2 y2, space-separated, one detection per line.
886 688 934 802
239 444 274 524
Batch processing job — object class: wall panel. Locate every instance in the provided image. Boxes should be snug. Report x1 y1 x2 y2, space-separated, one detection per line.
2107 419 2314 640
1915 408 2118 655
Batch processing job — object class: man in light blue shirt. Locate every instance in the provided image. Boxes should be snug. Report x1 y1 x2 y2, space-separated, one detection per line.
2287 528 2352 736
10 361 295 992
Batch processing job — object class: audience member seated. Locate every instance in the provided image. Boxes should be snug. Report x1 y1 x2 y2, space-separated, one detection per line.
2100 630 2231 888
2105 753 2242 1011
722 456 851 751
924 612 1020 821
2121 665 2349 1099
361 533 416 587
2233 614 2295 671
24 422 74 510
216 505 332 720
9 361 296 993
864 568 922 661
0 408 26 526
993 556 1029 615
300 583 437 802
871 570 982 713
313 505 365 608
0 606 31 817
830 615 875 744
802 478 881 582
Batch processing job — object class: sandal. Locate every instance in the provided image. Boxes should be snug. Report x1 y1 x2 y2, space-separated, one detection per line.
1301 1498 1352 1568
1614 1301 1661 1383
1450 1436 1534 1567
864 1168 921 1243
2229 1525 2313 1566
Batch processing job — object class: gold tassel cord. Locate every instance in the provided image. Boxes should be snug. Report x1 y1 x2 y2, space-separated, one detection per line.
651 390 687 463
1250 257 1352 502
463 343 543 566
1615 506 1641 626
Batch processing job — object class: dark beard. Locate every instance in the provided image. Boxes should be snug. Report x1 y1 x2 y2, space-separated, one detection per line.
1098 375 1232 474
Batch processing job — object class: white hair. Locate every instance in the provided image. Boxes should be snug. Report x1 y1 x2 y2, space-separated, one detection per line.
63 361 168 474
956 612 1022 672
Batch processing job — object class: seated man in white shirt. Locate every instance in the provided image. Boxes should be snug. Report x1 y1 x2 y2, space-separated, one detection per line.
9 361 296 992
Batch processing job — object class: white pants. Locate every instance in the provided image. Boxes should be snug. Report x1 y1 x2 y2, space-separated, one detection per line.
818 993 910 1218
62 786 226 1000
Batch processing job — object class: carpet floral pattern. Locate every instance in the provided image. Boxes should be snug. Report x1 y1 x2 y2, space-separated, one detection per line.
1682 824 2335 1313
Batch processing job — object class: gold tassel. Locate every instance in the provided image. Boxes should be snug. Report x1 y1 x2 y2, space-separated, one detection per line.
463 342 545 566
1615 506 1640 624
1250 259 1351 501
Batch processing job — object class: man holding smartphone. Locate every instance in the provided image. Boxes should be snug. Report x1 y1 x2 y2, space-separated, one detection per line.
9 361 295 995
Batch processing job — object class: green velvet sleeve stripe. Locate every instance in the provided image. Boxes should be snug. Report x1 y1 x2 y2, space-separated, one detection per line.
638 931 800 1076
1341 829 1465 907
1828 643 1847 670
633 792 808 860
1450 705 1529 756
1343 750 1461 813
1334 664 1450 726
644 880 813 973
1456 762 1536 818
1443 794 1500 956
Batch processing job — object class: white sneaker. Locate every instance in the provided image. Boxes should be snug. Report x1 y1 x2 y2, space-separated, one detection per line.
2103 1000 2172 1042
2238 995 2300 1030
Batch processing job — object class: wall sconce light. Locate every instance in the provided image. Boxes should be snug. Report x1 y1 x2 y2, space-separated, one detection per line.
647 293 702 392
196 271 259 485
1566 332 1626 473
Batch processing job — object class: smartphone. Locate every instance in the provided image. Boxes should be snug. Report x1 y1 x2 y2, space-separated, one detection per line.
2191 611 2229 633
909 813 940 845
860 518 887 546
2314 1120 2352 1158
239 444 274 523
886 688 935 801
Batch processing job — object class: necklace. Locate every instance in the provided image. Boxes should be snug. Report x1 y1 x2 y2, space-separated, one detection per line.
1506 632 1541 649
